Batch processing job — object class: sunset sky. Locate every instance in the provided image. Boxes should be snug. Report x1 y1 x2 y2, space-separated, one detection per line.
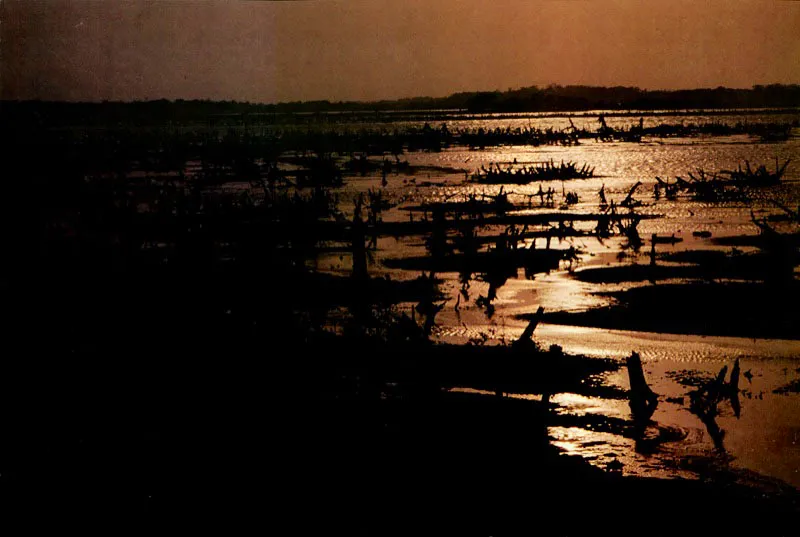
3 0 799 103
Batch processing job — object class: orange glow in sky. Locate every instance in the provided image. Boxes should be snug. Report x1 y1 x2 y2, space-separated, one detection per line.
2 0 799 102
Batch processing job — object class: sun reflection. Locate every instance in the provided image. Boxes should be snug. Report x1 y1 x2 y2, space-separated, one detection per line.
550 393 630 418
448 387 543 401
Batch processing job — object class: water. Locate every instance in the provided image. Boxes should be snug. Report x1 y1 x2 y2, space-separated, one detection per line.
312 110 800 489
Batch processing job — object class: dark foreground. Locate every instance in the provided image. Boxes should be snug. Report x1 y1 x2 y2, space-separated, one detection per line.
3 108 799 534
2 342 798 535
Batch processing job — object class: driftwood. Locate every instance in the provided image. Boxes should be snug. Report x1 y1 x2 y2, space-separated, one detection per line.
473 160 594 184
771 199 800 223
688 359 742 450
620 182 643 208
730 358 741 418
510 305 547 401
656 159 790 203
513 306 545 349
627 352 658 421
722 157 791 186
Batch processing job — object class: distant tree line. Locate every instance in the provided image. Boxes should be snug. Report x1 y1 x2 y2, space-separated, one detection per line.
2 84 799 126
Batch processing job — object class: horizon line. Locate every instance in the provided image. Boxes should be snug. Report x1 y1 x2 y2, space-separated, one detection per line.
4 83 800 107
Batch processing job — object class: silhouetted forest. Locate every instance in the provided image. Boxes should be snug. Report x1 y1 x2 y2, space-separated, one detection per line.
2 84 799 127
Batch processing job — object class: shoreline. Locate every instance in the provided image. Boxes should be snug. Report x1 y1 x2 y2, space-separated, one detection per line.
521 280 800 341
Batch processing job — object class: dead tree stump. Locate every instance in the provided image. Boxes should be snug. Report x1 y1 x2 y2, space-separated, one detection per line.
627 352 658 421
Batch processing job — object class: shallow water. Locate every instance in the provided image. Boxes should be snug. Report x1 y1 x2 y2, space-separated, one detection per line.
317 110 800 489
447 322 800 488
533 324 799 488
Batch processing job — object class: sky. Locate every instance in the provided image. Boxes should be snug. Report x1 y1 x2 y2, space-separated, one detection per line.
2 0 800 103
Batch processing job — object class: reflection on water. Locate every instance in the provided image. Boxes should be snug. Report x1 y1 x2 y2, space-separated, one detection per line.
550 392 629 418
549 426 698 481
450 332 800 488
534 324 800 362
537 327 800 487
326 112 800 489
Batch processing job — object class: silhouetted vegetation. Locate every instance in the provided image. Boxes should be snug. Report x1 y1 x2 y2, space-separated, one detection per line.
4 99 799 530
473 160 595 184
